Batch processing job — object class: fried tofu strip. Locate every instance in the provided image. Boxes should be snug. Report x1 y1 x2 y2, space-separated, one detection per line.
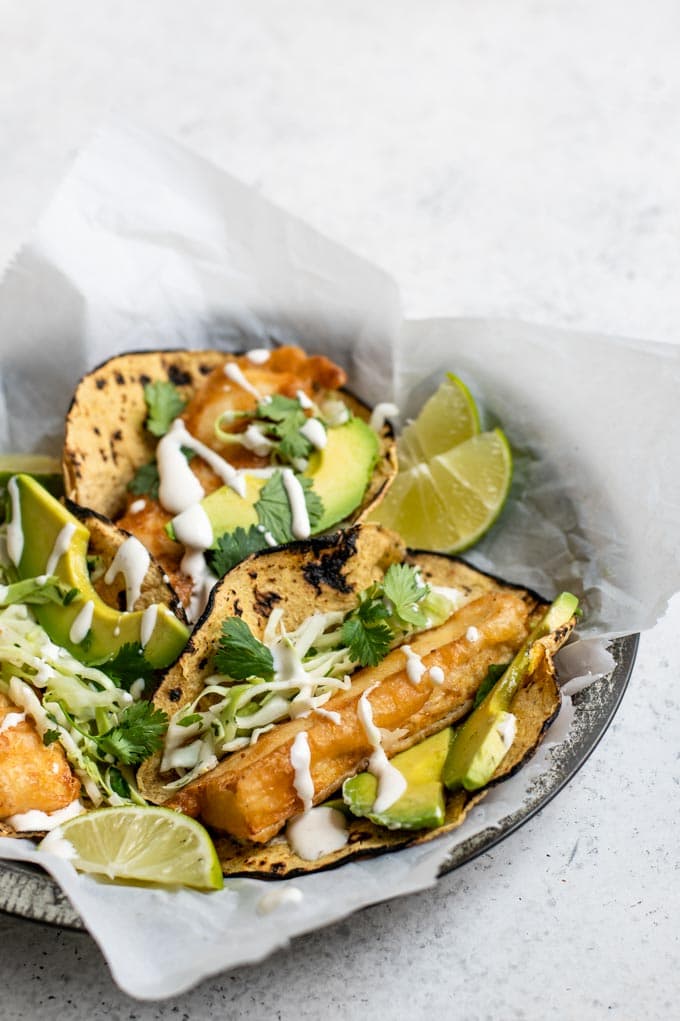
0 693 80 819
168 590 534 843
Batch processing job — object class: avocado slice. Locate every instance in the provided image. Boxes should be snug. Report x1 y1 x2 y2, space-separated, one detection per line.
343 727 453 830
192 417 379 543
0 454 63 521
7 474 189 669
443 592 579 792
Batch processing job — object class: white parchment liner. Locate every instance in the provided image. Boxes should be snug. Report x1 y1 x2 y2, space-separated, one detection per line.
0 122 678 998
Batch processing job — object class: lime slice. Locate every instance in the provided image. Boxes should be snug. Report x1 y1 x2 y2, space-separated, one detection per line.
429 429 513 550
41 807 223 890
398 374 480 469
0 454 63 498
372 428 512 553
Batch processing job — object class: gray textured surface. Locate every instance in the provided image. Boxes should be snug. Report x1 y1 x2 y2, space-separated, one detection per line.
1 1 680 1017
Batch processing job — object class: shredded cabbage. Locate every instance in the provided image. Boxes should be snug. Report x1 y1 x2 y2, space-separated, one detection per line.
0 603 145 806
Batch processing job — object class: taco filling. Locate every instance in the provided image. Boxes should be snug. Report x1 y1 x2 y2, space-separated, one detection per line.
137 524 577 877
63 347 397 622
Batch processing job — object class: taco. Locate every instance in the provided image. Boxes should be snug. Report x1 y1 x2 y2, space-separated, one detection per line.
137 523 576 878
62 346 397 621
0 496 187 838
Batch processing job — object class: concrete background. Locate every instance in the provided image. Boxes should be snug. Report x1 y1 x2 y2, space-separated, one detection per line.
1 2 679 1018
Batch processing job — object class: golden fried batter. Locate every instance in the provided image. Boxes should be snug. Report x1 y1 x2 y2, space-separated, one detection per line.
0 693 80 819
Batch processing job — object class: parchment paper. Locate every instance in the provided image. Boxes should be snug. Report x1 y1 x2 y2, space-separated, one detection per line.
0 122 678 999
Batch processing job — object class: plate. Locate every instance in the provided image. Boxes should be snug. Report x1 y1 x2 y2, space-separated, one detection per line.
0 633 638 931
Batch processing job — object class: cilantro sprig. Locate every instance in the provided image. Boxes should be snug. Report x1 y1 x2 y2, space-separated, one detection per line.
144 381 187 437
96 701 169 765
218 394 330 467
340 563 430 667
214 618 274 680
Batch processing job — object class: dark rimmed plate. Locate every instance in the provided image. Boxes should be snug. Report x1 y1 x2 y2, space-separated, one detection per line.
0 633 637 931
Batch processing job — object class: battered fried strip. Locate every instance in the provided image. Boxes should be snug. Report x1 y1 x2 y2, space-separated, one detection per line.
168 590 535 843
0 693 80 819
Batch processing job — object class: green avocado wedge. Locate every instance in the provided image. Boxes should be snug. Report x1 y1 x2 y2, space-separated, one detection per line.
443 592 579 792
6 474 189 669
343 727 453 830
0 454 63 520
188 417 379 544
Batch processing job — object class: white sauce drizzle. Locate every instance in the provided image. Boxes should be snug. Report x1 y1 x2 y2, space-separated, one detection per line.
129 498 146 514
256 524 278 547
129 678 146 701
281 468 310 539
6 477 24 566
246 348 271 365
69 601 94 644
241 424 276 456
156 421 205 514
172 503 214 550
286 806 349 861
257 885 303 915
314 707 342 724
401 644 427 685
158 419 246 515
300 418 327 450
296 389 314 410
45 522 77 575
466 626 480 643
8 799 85 833
181 549 217 624
429 665 445 686
496 712 517 750
290 731 314 813
357 685 407 813
369 402 399 432
224 362 261 400
104 535 150 611
140 604 159 649
0 712 26 735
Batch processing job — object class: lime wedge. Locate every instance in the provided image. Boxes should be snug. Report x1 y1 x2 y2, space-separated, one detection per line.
398 374 480 469
41 807 223 890
0 454 63 499
371 428 512 553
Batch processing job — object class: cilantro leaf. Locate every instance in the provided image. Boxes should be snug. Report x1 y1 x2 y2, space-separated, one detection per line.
298 476 324 531
473 663 509 708
206 526 269 578
101 643 156 692
255 470 325 544
339 565 431 668
127 461 160 500
214 618 274 680
108 767 131 800
255 471 293 543
144 381 187 437
340 614 392 667
383 563 429 627
42 729 61 747
256 394 301 422
97 701 168 765
251 394 319 464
